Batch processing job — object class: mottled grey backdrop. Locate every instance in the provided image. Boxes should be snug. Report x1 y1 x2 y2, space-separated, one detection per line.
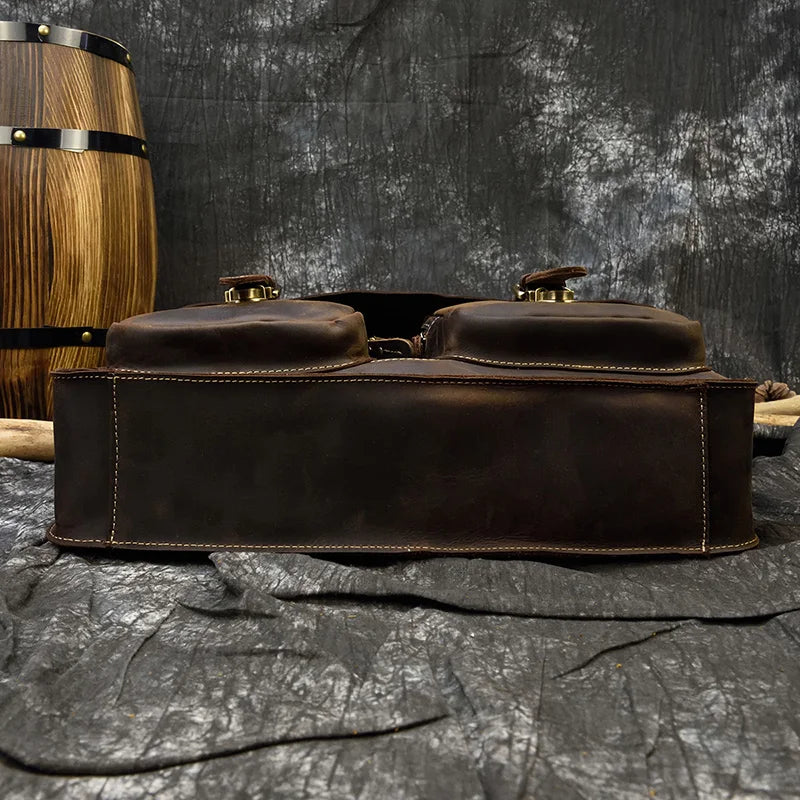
2 0 799 382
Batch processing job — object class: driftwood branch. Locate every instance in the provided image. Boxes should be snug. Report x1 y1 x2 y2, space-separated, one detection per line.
754 397 800 416
0 419 55 462
753 412 799 428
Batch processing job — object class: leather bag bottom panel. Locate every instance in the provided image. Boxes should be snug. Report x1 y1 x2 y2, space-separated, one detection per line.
50 372 756 556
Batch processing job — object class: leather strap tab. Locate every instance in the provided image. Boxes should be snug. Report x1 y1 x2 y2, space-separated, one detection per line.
219 275 281 303
518 266 588 290
219 275 278 289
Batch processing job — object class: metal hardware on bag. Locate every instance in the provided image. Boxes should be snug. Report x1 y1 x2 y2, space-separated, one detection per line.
534 287 574 303
513 265 586 302
368 336 416 358
223 284 280 303
418 317 439 353
513 285 575 303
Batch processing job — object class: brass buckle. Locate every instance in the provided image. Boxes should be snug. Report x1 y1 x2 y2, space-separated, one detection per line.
224 284 280 303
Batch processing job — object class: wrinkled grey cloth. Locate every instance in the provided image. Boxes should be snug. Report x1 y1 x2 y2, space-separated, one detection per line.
0 427 799 799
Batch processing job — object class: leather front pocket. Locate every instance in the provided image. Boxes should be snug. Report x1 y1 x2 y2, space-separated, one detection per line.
105 299 370 374
422 300 708 374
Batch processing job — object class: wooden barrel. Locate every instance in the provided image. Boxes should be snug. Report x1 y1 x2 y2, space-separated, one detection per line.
0 21 157 419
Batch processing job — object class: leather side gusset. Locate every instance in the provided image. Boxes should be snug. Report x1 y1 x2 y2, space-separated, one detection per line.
704 384 756 551
50 374 115 546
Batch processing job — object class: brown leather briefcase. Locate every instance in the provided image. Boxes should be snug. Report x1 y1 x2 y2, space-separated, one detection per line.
49 268 757 556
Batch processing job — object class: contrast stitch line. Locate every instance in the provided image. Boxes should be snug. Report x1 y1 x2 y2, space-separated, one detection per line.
44 533 700 552
45 531 761 552
51 373 757 389
53 374 114 381
47 526 107 545
707 537 758 551
449 355 708 372
111 360 363 375
55 375 708 390
110 376 119 545
46 528 759 553
699 389 708 552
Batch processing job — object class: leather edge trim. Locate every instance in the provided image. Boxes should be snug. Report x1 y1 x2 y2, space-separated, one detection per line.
699 388 709 552
46 526 760 555
109 358 370 375
109 376 119 546
444 354 710 373
53 373 755 389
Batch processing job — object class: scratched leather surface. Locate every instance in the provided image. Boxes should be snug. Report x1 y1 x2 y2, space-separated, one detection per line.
1 426 799 798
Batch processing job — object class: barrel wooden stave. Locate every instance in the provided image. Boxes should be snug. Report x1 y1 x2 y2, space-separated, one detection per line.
0 41 145 135
0 32 157 419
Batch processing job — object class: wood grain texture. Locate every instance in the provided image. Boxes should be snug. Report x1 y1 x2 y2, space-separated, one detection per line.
0 41 144 134
0 37 157 419
0 0 798 386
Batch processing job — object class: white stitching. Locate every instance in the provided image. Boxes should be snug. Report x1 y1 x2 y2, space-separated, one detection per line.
448 355 708 372
54 375 113 380
111 360 364 375
110 376 119 545
52 373 758 390
49 531 108 545
707 537 759 551
55 375 707 389
46 528 759 553
699 390 708 552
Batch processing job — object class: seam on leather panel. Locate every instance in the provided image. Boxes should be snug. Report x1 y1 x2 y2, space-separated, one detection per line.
46 528 759 552
52 374 757 389
699 389 708 552
53 374 757 389
110 376 119 545
57 375 709 389
111 360 364 375
448 355 708 372
707 536 758 551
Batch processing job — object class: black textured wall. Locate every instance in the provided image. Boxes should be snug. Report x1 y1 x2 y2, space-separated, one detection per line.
2 0 799 383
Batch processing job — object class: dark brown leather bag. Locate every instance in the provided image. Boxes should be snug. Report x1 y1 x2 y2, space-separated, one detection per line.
49 268 756 556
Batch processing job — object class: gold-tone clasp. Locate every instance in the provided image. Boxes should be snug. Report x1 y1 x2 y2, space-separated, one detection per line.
513 266 586 303
533 286 574 303
513 285 575 303
223 284 280 303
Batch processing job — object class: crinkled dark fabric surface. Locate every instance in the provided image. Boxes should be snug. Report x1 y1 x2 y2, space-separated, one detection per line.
0 426 799 799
